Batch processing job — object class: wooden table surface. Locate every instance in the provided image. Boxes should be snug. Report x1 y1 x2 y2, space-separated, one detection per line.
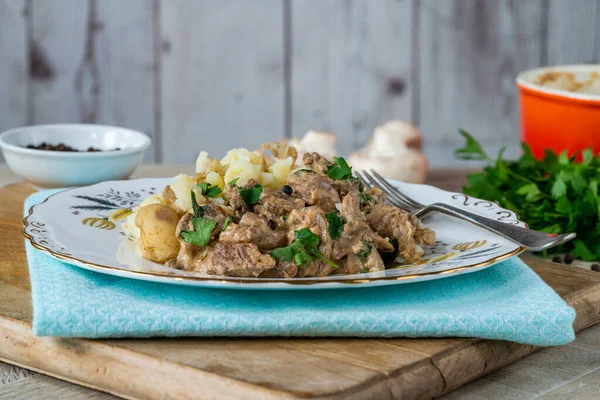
1 164 600 400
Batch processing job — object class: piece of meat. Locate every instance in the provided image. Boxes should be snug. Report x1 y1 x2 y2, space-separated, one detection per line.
286 206 335 277
360 187 386 211
287 171 340 213
223 183 248 221
332 219 393 260
168 239 276 277
253 187 305 225
201 203 230 232
219 212 287 250
341 190 364 222
166 213 213 271
302 152 332 174
366 204 435 263
338 254 364 275
338 245 384 274
332 179 361 198
415 221 436 246
259 260 298 278
207 242 276 277
362 246 385 272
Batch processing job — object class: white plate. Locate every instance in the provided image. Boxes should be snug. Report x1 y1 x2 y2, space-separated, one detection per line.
23 178 526 290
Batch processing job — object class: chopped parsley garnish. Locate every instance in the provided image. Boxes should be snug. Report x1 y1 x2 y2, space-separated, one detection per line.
281 215 288 223
356 240 373 265
196 182 223 198
360 192 373 208
182 191 215 246
228 177 240 186
222 216 232 231
325 211 344 239
190 191 204 218
270 228 339 269
181 217 217 247
325 157 353 180
239 184 263 205
293 168 317 175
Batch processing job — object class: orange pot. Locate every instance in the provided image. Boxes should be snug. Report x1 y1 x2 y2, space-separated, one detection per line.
516 65 600 160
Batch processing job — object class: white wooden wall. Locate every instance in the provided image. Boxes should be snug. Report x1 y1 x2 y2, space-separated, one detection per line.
0 0 598 166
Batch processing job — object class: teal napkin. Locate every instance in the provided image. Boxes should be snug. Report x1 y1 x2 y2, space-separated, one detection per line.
25 190 576 345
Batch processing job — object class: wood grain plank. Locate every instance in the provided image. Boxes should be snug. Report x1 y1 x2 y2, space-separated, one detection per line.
94 0 156 162
0 0 28 163
29 0 87 123
0 374 116 400
290 0 414 157
29 0 156 162
0 361 33 385
418 0 545 167
536 366 600 399
547 0 600 65
108 338 385 397
160 0 285 163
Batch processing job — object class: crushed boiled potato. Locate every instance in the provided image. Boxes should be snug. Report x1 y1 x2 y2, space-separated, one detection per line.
123 144 297 244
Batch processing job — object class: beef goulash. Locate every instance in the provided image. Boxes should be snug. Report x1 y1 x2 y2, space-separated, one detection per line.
124 142 435 278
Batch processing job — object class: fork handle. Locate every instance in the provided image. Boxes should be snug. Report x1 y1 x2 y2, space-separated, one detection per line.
415 203 576 251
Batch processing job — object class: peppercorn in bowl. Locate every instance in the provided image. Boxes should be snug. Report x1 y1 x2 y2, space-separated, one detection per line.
0 124 151 187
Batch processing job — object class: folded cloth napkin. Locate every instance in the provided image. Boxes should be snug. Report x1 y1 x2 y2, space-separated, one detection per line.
25 190 576 345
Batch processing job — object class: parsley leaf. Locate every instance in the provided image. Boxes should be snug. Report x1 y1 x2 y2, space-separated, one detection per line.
228 177 240 186
457 130 597 260
325 211 344 239
190 191 204 218
270 228 339 269
356 241 373 266
196 182 222 198
222 216 232 231
454 129 491 162
239 184 263 205
181 217 217 247
325 157 353 180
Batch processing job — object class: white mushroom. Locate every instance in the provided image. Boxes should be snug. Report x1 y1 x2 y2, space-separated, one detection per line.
348 121 428 183
288 130 337 165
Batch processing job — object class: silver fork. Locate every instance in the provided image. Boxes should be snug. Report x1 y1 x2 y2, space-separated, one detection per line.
356 170 576 252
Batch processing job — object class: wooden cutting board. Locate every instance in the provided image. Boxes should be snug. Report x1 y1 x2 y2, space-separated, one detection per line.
1 181 600 400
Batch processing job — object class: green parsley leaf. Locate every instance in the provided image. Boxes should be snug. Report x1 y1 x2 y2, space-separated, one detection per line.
222 216 232 231
270 228 339 269
239 184 263 205
196 182 222 198
190 191 204 218
325 212 344 239
454 129 491 162
293 168 317 175
228 177 240 186
181 217 217 247
356 241 373 265
325 157 353 180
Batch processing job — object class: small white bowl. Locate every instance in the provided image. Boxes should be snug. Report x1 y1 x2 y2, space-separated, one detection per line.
0 124 151 188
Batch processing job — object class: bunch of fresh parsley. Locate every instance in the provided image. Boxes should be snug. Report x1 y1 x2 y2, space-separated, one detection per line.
456 130 600 260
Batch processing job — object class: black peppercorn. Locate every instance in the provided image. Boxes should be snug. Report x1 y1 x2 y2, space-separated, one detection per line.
282 185 293 195
552 255 562 263
564 253 574 264
591 264 600 272
267 219 277 230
